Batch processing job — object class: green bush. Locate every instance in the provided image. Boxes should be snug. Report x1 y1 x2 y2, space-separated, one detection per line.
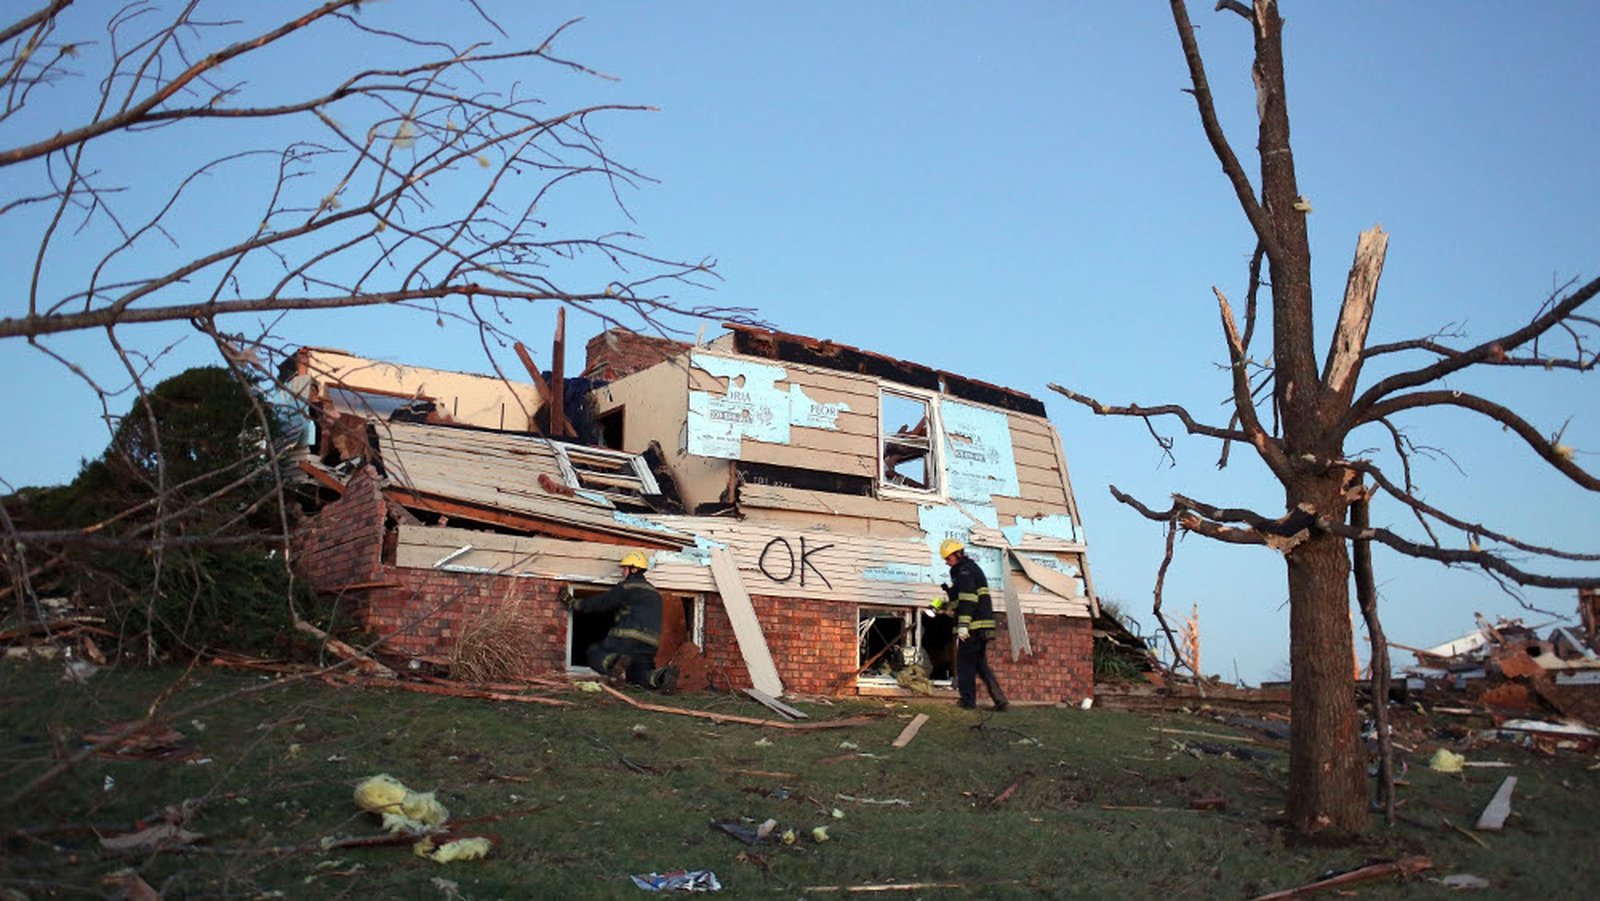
5 366 329 660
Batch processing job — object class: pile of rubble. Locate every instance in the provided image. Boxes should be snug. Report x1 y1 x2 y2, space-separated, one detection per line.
1397 593 1600 753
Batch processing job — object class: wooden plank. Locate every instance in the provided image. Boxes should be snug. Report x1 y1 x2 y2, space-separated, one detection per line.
745 688 809 719
1001 576 1032 660
709 546 784 696
1475 776 1518 831
891 713 930 748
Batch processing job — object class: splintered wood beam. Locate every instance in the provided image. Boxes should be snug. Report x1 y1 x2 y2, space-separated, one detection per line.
551 307 567 437
1322 226 1389 399
1254 856 1434 900
511 341 553 433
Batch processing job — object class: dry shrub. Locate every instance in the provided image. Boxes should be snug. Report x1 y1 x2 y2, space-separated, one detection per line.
449 603 541 683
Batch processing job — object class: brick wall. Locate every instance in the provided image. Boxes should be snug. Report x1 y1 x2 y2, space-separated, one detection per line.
292 465 385 592
294 481 1093 697
700 592 1093 702
583 329 689 380
364 570 569 664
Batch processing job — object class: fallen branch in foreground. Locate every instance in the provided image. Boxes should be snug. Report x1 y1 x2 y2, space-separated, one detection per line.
1253 856 1434 900
597 683 879 730
329 674 572 707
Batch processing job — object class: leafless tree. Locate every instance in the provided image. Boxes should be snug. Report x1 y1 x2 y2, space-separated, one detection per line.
1053 0 1598 836
0 2 744 632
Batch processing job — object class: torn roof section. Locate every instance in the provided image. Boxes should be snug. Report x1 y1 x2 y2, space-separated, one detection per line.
289 322 1097 617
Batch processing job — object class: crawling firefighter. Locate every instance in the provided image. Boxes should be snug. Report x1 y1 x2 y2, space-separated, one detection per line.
931 538 1008 711
565 551 679 691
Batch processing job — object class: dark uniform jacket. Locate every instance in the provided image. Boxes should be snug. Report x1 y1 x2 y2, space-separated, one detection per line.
573 572 663 647
946 555 997 635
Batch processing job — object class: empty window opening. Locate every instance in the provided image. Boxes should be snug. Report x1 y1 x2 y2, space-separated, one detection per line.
881 391 936 492
567 589 703 672
857 608 955 688
597 407 625 450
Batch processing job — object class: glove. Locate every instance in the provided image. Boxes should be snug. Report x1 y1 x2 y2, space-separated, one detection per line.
941 582 956 601
957 626 970 641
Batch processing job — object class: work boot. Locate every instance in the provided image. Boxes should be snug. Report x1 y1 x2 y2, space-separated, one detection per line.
649 664 680 693
606 655 632 687
983 675 1009 712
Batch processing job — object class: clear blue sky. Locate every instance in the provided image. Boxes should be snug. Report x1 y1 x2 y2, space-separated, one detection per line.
3 2 1597 684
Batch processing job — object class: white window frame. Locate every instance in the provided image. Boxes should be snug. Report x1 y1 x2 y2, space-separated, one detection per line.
855 605 954 689
878 386 942 498
549 441 662 506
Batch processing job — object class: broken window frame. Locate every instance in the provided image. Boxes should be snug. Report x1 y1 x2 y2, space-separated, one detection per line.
855 606 954 689
879 387 941 497
549 441 662 508
566 590 704 674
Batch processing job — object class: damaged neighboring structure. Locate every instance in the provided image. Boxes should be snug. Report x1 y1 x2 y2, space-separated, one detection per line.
1395 594 1600 750
286 325 1098 702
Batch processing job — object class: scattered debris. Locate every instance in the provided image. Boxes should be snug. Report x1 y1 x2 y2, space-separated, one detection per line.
1254 855 1434 900
630 869 723 892
1474 776 1517 831
891 713 929 748
1428 749 1466 774
597 683 879 731
99 822 204 852
1436 873 1491 890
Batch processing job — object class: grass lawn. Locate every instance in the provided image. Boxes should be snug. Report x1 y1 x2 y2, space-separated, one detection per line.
3 660 1596 898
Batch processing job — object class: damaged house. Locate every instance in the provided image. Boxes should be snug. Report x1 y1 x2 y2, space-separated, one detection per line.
288 325 1098 702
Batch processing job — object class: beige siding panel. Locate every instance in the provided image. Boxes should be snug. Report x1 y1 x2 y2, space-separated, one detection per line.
1014 469 1069 507
394 525 715 593
738 441 877 478
1012 444 1060 473
775 364 881 399
1008 412 1056 440
709 546 784 695
1008 424 1060 455
737 507 923 540
738 484 920 526
650 516 936 608
749 427 878 457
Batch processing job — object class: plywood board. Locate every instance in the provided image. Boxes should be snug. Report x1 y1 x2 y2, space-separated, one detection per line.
709 546 784 696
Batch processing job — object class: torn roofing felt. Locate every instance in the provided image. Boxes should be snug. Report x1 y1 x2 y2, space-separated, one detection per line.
368 419 692 548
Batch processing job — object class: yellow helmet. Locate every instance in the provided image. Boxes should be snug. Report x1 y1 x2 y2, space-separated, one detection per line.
939 538 964 559
620 551 650 571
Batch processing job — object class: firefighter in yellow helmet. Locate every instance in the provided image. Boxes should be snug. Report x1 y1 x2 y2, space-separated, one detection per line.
937 538 1008 711
565 551 679 691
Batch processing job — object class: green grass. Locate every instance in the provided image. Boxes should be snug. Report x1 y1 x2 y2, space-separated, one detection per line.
3 660 1597 898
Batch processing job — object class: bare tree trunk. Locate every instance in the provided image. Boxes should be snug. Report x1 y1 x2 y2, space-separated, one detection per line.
1285 478 1366 835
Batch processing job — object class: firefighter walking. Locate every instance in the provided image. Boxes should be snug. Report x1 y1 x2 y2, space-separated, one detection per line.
566 551 679 691
937 538 1008 711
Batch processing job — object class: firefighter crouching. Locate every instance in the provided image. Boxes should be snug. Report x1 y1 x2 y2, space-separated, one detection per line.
565 551 679 691
932 538 1008 711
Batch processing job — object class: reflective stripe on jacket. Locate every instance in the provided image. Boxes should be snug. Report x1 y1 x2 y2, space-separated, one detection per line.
573 572 663 647
948 555 996 633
